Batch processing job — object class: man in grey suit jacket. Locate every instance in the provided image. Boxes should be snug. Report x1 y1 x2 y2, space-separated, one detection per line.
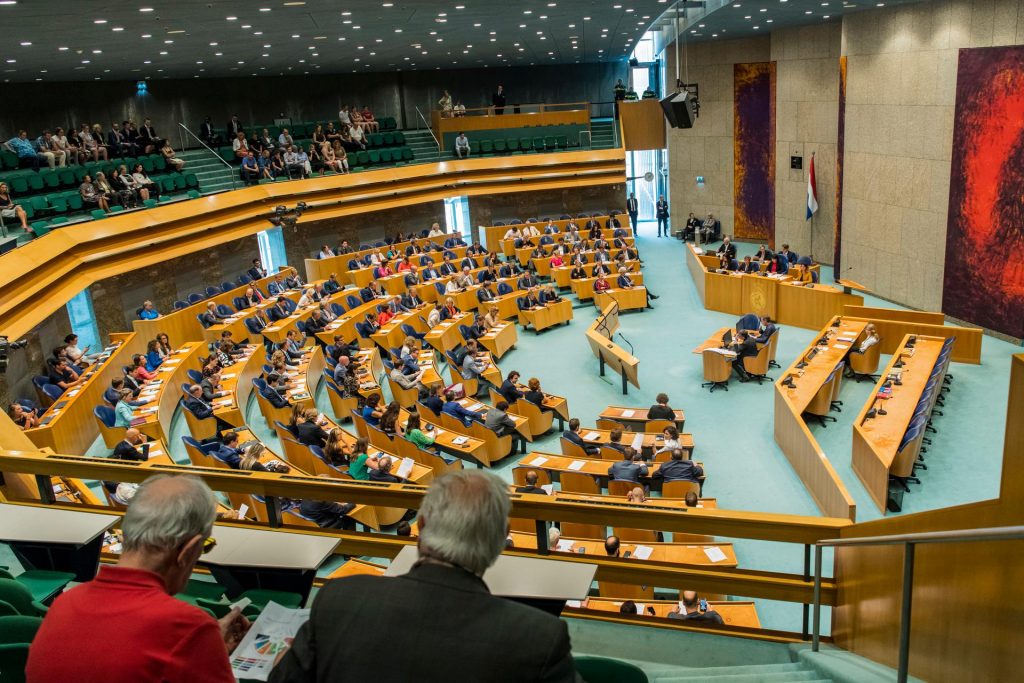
607 447 649 482
269 471 576 682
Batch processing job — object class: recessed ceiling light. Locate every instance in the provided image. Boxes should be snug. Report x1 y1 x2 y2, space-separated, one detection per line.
139 7 153 12
94 19 107 24
456 4 465 8
159 51 167 55
0 1 19 5
58 46 68 50
141 34 152 38
92 49 102 53
260 7 271 11
383 2 393 6
283 1 306 5
215 52 223 56
823 15 830 18
395 28 402 32
19 41 30 46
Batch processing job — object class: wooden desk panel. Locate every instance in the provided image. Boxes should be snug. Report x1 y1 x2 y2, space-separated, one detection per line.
776 282 863 330
852 336 944 513
573 268 642 302
579 598 760 628
598 406 685 431
518 299 573 333
704 272 745 316
508 532 738 568
594 287 648 313
841 315 982 365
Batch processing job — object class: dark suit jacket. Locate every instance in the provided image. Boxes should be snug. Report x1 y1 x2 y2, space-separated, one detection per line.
626 198 638 214
653 459 703 483
268 563 575 683
515 485 548 495
500 380 524 404
717 243 737 260
112 440 146 462
184 395 214 420
563 430 599 455
647 404 675 420
296 420 329 447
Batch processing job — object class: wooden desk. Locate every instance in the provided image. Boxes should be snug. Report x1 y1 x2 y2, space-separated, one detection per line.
773 317 862 521
508 532 738 568
487 216 626 255
520 452 666 480
572 267 642 302
692 328 734 355
424 314 474 354
314 297 389 345
131 342 205 443
594 286 648 313
518 298 573 333
370 305 434 351
576 598 761 628
326 558 388 580
0 502 119 581
457 397 531 441
399 409 488 466
202 289 304 345
577 428 694 457
598 406 685 431
475 320 518 359
553 492 715 510
852 336 944 513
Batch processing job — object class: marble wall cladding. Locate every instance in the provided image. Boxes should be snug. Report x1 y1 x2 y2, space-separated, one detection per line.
840 0 1023 311
285 201 447 267
467 185 627 228
89 235 261 341
0 307 71 409
665 37 772 237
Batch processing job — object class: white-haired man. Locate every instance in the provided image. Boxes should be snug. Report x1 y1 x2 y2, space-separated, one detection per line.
27 475 250 682
269 470 576 682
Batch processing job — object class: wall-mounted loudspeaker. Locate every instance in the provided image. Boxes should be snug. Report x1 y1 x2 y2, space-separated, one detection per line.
660 91 697 129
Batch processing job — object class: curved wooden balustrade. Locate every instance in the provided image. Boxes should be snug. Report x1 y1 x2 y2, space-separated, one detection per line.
0 150 625 340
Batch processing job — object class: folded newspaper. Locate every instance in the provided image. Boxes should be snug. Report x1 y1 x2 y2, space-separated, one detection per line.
229 601 310 681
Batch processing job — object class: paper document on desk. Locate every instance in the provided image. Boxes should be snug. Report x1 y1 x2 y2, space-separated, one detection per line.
630 433 645 450
703 546 728 563
555 539 576 553
632 545 654 560
837 336 857 343
833 343 851 350
567 460 586 471
229 602 311 681
396 457 416 479
565 599 583 608
221 373 236 379
466 402 485 412
540 484 554 494
451 436 468 445
527 456 548 467
707 347 737 356
620 409 636 418
583 431 600 441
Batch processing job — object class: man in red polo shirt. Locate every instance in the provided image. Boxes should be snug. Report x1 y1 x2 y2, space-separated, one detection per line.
26 475 250 683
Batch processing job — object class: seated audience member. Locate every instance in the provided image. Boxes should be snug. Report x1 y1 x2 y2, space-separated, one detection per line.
523 377 548 410
48 358 82 393
647 393 675 420
563 417 599 455
296 408 330 448
346 437 378 480
728 330 759 381
754 243 774 262
716 236 737 260
653 449 704 484
454 132 470 159
626 487 648 504
369 455 404 483
738 255 760 274
210 431 246 468
361 393 384 427
607 447 649 482
184 384 233 431
700 213 717 242
684 492 700 507
268 470 574 682
299 477 357 530
515 469 547 495
655 425 683 454
484 400 518 437
460 339 493 396
240 151 259 184
0 181 32 234
80 174 111 213
112 428 148 462
499 370 524 404
420 384 445 416
604 535 621 557
604 429 627 455
441 390 483 427
750 316 777 344
404 412 436 450
9 402 39 430
105 377 142 405
669 590 724 625
26 475 250 683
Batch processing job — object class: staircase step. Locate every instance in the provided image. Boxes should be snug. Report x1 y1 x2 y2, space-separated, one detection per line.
654 672 826 683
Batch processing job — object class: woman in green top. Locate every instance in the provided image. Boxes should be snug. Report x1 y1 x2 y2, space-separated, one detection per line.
347 437 378 480
404 413 435 450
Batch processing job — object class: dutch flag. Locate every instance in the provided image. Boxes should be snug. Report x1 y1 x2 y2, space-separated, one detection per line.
806 153 818 220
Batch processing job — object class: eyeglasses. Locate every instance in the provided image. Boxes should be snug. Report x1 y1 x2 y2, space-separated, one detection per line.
202 537 217 554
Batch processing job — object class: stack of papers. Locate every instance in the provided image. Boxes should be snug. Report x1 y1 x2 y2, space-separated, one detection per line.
567 460 586 471
620 409 635 418
703 546 727 563
527 455 548 467
632 545 654 560
630 433 645 450
583 432 600 441
451 436 468 445
396 457 416 479
833 343 851 350
555 539 576 552
540 484 554 494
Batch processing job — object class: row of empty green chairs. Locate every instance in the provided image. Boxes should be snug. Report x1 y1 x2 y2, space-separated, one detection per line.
453 134 580 157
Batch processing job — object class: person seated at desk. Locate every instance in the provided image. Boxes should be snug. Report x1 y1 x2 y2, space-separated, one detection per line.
209 430 246 468
25 476 251 683
605 428 627 455
8 403 39 430
499 260 522 279
421 263 442 281
754 243 774 262
427 222 445 238
517 271 540 290
777 243 798 264
266 297 291 322
626 487 648 504
647 393 675 420
322 274 343 296
319 245 335 259
548 252 564 269
503 225 524 242
421 384 445 415
401 286 425 309
529 245 548 262
522 222 541 239
361 393 384 427
444 231 467 249
790 263 815 285
305 309 329 337
476 282 497 305
437 255 458 277
616 245 640 263
369 455 405 484
593 245 612 263
515 469 548 495
390 363 426 393
138 300 160 320
112 388 139 428
604 534 621 557
460 340 492 396
728 330 759 382
360 281 386 302
766 253 790 275
478 263 500 283
669 591 724 625
185 384 233 432
404 412 436 450
296 408 331 448
375 261 395 279
456 266 476 290
616 267 660 305
654 448 704 484
738 255 760 274
716 236 737 260
199 302 224 328
752 316 777 344
200 371 227 401
347 437 379 480
499 370 524 404
403 265 422 287
540 284 561 304
362 312 382 336
104 377 140 405
608 447 649 481
127 354 156 383
518 287 543 310
717 253 739 272
112 428 148 461
283 269 304 289
563 417 600 455
297 288 320 308
247 258 268 281
299 477 357 529
570 263 587 280
484 400 518 437
442 390 483 427
592 261 612 278
439 297 462 321
591 274 611 294
377 306 396 326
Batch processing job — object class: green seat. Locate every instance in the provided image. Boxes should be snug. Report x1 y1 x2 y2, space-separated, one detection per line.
520 137 533 152
158 195 172 202
0 579 47 617
393 131 405 145
0 150 17 169
187 189 201 199
66 192 83 211
544 136 557 150
574 655 649 683
161 176 175 192
48 195 68 213
140 156 155 173
72 166 87 182
176 578 227 604
58 169 76 186
493 139 507 153
556 135 568 149
0 600 18 617
368 133 383 147
468 141 481 155
368 150 381 164
185 173 198 188
122 156 137 169
153 155 167 171
49 215 69 226
27 173 44 191
356 151 370 165
382 131 395 146
91 209 107 220
10 176 28 193
240 588 303 609
480 139 494 154
143 198 158 208
110 204 125 213
506 138 520 152
0 614 43 683
173 174 187 190
29 196 50 213
401 147 413 161
40 169 60 189
14 200 33 219
533 137 545 152
30 220 49 235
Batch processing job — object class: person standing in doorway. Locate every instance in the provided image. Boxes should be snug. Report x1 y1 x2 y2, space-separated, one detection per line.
656 195 670 237
626 192 639 233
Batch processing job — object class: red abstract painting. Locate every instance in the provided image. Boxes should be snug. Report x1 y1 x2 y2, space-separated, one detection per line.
943 46 1024 338
733 62 776 244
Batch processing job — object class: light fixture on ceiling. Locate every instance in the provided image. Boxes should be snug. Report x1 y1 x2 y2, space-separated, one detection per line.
94 19 107 24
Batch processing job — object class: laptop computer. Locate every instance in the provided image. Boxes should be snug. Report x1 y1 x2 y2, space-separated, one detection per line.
721 330 733 346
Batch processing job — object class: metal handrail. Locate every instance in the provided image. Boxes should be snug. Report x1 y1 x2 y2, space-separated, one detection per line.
177 123 237 190
413 107 441 159
812 525 1024 683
